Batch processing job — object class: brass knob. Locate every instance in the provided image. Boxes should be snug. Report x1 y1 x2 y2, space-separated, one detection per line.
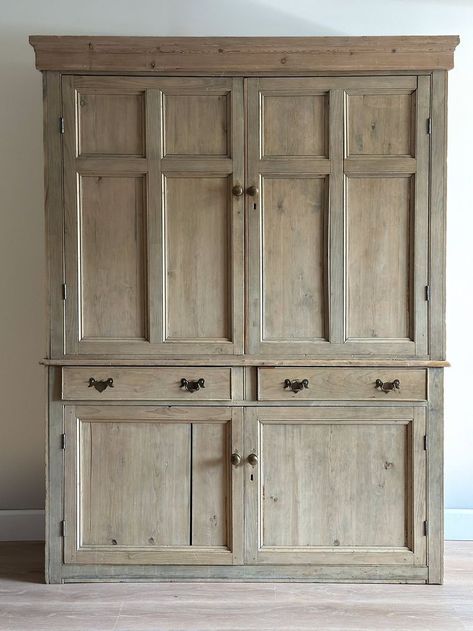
247 453 258 467
247 185 259 197
231 452 241 466
232 184 244 197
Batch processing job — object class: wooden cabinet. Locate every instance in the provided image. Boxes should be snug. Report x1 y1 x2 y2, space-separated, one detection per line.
245 407 426 568
64 405 243 564
62 76 244 355
247 77 429 356
31 35 457 584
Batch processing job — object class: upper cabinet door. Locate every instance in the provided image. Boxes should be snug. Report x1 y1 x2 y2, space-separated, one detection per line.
247 77 430 357
62 76 244 355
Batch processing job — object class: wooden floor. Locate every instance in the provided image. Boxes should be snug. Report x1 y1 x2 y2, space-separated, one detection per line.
0 542 472 630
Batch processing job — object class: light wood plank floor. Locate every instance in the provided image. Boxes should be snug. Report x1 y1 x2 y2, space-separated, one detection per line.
0 542 472 630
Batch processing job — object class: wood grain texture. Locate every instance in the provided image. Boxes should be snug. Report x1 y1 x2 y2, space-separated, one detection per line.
79 175 147 340
246 406 426 567
62 367 233 401
346 176 412 340
77 92 145 156
262 94 327 157
29 36 460 73
261 422 407 547
347 92 414 156
42 73 64 358
165 176 230 341
64 405 242 565
43 358 451 367
257 367 426 401
261 177 327 342
429 71 448 360
78 420 190 547
192 422 229 546
164 93 229 156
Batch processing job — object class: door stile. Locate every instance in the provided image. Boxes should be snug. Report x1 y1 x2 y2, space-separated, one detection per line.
144 88 162 344
328 88 345 345
230 79 245 354
413 76 431 357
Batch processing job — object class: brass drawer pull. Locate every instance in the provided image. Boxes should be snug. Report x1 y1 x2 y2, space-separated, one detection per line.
180 378 205 393
284 378 309 394
88 377 114 393
375 378 400 393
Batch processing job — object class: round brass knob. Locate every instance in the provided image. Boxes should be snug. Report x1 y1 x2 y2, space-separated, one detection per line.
247 453 258 467
232 184 244 197
231 452 241 466
247 185 259 197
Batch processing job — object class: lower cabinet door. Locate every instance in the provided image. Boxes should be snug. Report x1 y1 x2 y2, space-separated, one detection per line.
245 406 426 567
64 405 243 564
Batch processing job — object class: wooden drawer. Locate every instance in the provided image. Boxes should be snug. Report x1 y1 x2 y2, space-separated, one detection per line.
257 368 427 401
62 367 233 401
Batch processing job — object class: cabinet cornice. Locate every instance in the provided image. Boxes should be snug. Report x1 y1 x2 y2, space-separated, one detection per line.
29 35 459 74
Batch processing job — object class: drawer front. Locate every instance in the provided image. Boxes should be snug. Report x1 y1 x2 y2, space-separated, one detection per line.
62 367 233 401
257 368 427 401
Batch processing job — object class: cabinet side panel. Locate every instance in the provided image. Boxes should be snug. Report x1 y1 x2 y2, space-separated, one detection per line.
430 71 448 360
427 368 444 584
43 72 64 357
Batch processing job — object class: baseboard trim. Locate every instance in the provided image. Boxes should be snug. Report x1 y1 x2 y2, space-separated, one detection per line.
0 509 45 541
445 509 473 540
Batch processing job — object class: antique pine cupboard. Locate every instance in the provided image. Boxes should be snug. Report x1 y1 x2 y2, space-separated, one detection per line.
30 35 458 584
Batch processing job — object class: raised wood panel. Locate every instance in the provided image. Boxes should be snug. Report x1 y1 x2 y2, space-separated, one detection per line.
79 175 147 341
346 176 412 340
63 75 244 355
347 92 414 156
77 92 145 156
62 367 233 401
261 422 407 547
65 406 243 565
257 367 426 401
164 94 229 156
80 421 190 547
165 176 230 341
262 177 327 342
262 94 327 157
192 423 228 546
245 407 426 566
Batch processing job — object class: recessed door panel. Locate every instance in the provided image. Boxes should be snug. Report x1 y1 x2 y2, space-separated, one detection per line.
347 92 414 156
77 92 145 156
262 94 328 157
65 406 243 565
261 423 406 547
79 175 147 341
164 94 229 156
245 406 426 566
165 176 230 341
262 177 327 341
346 176 412 340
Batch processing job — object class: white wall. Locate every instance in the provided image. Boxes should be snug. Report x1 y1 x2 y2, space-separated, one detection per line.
1 0 472 539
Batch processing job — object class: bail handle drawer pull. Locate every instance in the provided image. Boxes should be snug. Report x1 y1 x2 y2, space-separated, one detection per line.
284 378 309 394
180 378 205 393
88 377 114 393
375 378 401 393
